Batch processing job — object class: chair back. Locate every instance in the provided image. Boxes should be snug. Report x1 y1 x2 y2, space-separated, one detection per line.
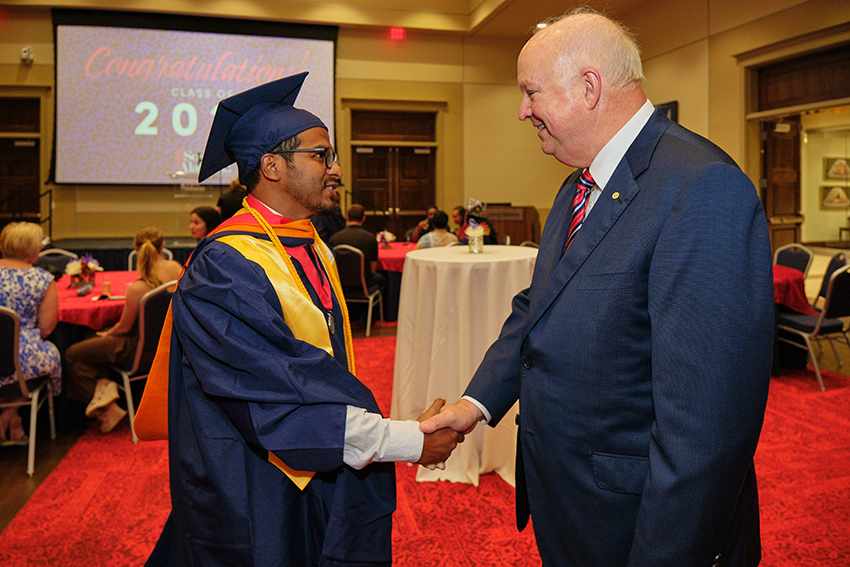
774 243 814 277
816 252 846 304
34 249 79 280
333 245 369 299
821 265 850 320
0 306 31 396
128 247 173 271
126 280 176 376
519 241 539 248
38 248 77 259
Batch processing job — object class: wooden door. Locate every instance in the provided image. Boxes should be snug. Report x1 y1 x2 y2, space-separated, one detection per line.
762 117 801 251
349 145 435 237
0 96 41 230
0 138 41 227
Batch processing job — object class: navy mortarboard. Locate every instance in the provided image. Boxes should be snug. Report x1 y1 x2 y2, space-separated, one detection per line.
198 71 327 184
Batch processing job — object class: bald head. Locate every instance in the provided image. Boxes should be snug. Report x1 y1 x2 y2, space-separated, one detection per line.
532 9 645 91
517 8 648 167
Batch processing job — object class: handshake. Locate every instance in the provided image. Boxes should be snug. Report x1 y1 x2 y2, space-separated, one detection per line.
415 398 486 469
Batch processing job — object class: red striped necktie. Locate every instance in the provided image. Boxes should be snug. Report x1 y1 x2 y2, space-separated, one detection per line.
565 169 595 252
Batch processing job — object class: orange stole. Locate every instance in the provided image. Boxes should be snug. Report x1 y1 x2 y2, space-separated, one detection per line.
133 218 354 491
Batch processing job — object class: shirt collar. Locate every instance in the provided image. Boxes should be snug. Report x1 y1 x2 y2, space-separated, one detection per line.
588 99 654 190
246 193 292 225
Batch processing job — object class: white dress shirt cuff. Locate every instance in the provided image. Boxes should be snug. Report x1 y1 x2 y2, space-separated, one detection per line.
343 406 424 470
462 395 491 424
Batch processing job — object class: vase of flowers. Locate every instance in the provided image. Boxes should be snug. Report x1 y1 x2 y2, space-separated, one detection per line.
466 219 488 253
65 254 103 288
377 230 396 249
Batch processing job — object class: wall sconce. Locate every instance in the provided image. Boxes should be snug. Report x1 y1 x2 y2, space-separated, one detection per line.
20 45 34 64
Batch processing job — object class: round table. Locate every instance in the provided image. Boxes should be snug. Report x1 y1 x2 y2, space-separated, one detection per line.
391 245 537 486
773 264 818 315
57 270 140 330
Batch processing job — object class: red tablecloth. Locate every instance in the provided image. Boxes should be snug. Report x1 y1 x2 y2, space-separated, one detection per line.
377 242 416 272
57 270 140 330
773 264 818 315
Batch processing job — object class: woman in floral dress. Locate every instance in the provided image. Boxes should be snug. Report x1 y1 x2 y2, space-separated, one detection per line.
0 222 61 444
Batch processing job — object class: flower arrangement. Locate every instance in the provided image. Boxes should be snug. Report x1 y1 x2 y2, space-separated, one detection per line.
376 230 396 245
466 219 489 253
65 254 103 288
465 218 490 238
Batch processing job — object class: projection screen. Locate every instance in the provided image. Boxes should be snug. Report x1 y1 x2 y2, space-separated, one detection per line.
55 19 335 185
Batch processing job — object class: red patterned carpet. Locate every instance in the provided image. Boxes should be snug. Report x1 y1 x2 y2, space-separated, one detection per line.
756 367 850 566
0 337 847 566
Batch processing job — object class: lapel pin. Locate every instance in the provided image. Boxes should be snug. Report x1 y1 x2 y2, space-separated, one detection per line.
612 192 620 200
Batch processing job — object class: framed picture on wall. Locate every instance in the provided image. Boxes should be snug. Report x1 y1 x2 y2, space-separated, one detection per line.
824 157 850 179
820 185 850 209
657 101 678 123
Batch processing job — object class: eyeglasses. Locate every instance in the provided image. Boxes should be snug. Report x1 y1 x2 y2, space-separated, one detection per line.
272 147 338 170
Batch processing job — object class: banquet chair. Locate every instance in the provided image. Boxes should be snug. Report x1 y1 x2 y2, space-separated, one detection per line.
774 243 814 277
0 306 56 476
502 235 511 245
35 248 79 280
519 241 539 248
776 264 850 391
333 245 383 338
127 247 174 271
813 252 846 310
108 280 176 443
808 252 848 364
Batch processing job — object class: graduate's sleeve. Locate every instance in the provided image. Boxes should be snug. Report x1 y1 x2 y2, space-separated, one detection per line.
173 242 381 472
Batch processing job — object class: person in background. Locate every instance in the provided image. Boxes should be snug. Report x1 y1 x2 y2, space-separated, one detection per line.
408 206 438 242
217 179 249 220
329 203 386 294
457 200 499 245
451 205 467 237
0 222 61 444
311 188 346 244
138 73 460 566
421 8 773 566
65 227 182 433
415 211 458 249
189 206 222 240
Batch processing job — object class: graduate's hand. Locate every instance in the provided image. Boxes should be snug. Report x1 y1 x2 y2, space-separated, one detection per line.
419 398 483 436
416 398 464 468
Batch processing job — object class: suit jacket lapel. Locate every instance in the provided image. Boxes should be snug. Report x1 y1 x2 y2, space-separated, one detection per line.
521 109 671 339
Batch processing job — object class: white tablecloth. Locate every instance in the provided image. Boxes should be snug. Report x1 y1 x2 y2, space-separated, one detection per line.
391 244 537 485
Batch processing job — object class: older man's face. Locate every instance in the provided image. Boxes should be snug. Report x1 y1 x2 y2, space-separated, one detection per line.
517 34 590 168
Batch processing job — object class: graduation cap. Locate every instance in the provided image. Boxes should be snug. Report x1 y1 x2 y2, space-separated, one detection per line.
198 71 327 184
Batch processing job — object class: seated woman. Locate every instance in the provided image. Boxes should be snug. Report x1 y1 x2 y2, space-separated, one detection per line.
0 222 61 444
189 206 222 241
65 227 182 433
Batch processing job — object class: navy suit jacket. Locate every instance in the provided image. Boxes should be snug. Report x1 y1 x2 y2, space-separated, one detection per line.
465 109 773 567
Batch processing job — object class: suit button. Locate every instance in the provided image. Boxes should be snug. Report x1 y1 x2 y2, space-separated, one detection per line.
522 358 533 370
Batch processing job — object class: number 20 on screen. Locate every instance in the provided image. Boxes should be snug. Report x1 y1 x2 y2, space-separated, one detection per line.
134 101 215 137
